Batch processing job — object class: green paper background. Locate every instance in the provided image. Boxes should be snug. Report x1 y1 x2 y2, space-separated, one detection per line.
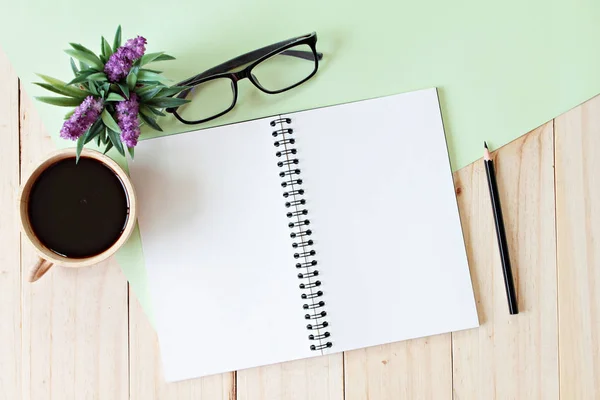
1 0 599 320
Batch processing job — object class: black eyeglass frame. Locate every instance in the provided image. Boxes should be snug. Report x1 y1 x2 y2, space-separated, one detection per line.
166 32 323 125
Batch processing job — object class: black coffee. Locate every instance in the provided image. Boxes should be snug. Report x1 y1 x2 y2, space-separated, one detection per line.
28 157 129 258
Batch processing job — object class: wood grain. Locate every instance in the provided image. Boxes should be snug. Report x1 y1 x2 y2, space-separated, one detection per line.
2 45 600 399
555 95 600 398
344 335 452 400
236 354 343 400
128 290 235 400
19 92 129 400
452 122 559 400
0 47 21 400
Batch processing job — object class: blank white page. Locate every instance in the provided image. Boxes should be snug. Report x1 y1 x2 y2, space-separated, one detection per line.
285 89 479 353
129 117 313 382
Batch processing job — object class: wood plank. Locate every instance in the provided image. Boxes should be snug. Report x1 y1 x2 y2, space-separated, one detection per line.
344 335 452 400
452 122 558 399
236 355 343 400
19 92 129 400
129 290 235 400
0 47 21 400
555 95 600 398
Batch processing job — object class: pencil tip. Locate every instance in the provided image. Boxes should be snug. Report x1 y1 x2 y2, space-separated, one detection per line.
483 143 491 161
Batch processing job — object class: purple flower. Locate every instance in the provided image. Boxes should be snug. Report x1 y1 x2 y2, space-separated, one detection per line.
104 36 147 83
60 96 104 141
125 36 146 60
116 93 141 148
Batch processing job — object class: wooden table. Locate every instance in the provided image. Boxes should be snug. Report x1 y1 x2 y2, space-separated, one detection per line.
1 48 598 400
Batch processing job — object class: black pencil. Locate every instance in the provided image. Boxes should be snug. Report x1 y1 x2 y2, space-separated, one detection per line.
483 142 518 315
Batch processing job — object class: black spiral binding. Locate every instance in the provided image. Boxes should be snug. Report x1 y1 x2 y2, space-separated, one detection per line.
271 116 333 352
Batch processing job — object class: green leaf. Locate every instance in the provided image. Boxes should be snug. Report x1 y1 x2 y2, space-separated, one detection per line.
70 42 101 57
37 74 74 88
126 66 139 90
101 109 121 133
106 127 125 156
69 43 104 69
154 54 176 62
103 141 114 154
35 82 74 97
139 103 166 116
146 97 190 108
157 85 190 98
102 36 113 58
65 48 103 70
127 146 134 159
147 106 166 117
106 92 126 102
86 72 108 82
133 85 153 96
117 82 129 99
79 60 90 71
135 83 164 96
139 86 163 101
88 81 99 95
139 52 165 66
96 133 101 146
140 68 163 74
70 58 79 75
35 96 82 107
137 70 165 83
85 119 104 144
78 122 98 145
86 126 103 145
34 82 89 99
76 134 86 163
68 75 93 85
67 70 96 85
79 67 101 75
138 105 153 117
99 83 111 99
36 74 90 98
113 25 122 52
100 126 108 144
137 79 165 85
139 111 163 131
67 76 91 86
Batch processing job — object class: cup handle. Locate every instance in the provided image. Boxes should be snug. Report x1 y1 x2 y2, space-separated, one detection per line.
29 258 54 282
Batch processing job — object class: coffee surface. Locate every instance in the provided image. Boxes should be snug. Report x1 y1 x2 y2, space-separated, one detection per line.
28 157 129 258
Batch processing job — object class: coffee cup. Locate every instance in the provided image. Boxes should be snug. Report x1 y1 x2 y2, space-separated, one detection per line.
19 148 137 282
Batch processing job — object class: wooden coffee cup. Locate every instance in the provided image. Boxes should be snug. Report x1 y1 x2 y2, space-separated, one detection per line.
19 148 137 282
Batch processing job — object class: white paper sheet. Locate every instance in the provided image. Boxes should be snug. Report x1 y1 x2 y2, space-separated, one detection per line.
285 89 479 354
129 88 478 382
130 118 314 381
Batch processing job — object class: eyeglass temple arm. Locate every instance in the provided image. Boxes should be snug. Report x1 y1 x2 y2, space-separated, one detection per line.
176 37 323 87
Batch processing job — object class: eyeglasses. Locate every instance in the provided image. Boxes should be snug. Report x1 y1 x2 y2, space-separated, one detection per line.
166 32 323 125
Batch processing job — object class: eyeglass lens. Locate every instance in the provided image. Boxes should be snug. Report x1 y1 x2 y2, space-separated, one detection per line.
177 43 317 123
176 77 236 122
251 44 317 92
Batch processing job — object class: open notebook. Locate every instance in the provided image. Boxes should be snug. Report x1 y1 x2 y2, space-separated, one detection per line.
129 88 479 382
